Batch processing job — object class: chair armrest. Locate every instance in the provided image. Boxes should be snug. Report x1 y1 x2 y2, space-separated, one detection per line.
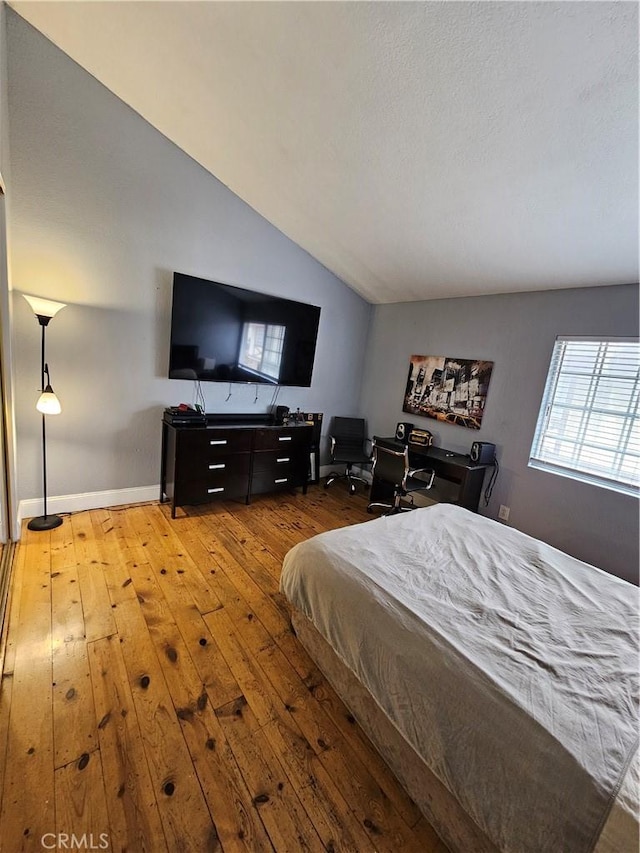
405 466 435 490
328 435 336 460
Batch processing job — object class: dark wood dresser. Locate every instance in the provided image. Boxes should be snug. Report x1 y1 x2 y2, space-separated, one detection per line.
160 414 312 518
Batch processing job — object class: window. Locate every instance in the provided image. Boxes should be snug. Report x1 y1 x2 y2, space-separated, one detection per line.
529 337 639 497
239 322 286 381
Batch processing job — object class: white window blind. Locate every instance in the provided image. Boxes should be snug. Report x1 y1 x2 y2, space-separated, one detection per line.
529 337 640 497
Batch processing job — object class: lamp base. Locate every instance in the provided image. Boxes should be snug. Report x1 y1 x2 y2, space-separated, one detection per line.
27 514 63 531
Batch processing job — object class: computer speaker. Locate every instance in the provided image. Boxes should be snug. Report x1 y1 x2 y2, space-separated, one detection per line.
273 405 290 426
470 441 496 464
395 421 414 444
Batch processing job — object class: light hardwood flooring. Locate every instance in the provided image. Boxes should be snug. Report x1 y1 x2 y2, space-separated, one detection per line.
0 486 447 852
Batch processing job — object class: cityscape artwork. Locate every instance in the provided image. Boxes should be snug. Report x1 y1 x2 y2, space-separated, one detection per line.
403 355 494 430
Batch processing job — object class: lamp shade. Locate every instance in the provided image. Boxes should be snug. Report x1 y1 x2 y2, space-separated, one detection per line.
36 385 61 415
23 294 66 320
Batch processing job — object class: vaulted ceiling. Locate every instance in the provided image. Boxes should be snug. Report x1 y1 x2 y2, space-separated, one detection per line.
9 1 639 304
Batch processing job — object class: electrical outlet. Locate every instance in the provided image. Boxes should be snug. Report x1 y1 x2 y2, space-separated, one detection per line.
498 505 510 522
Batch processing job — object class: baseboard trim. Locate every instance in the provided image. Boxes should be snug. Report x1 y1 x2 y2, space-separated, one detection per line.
17 485 160 532
16 470 365 535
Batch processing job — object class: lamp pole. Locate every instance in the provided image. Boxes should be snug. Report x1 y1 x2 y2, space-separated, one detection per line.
23 294 66 532
40 321 47 521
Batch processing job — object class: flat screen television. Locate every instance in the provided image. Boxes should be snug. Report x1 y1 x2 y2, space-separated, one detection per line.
168 272 321 386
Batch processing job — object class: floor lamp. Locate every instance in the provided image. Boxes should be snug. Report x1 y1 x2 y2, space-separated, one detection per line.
23 294 66 531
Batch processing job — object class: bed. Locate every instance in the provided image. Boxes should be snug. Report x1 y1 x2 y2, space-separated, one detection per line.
280 504 639 853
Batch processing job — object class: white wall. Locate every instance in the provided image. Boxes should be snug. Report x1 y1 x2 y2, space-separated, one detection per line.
359 284 639 582
6 11 372 514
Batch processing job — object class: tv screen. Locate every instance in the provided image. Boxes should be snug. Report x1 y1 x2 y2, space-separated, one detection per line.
168 273 321 387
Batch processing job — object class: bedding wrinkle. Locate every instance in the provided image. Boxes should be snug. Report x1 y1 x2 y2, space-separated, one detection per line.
281 505 639 853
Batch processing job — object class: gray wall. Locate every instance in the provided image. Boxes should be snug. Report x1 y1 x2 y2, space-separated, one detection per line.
6 12 371 507
359 284 639 582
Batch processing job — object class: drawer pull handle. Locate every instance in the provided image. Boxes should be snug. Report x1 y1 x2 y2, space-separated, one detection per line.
276 457 290 463
209 439 228 446
274 478 288 484
278 436 292 442
208 463 226 470
207 487 225 494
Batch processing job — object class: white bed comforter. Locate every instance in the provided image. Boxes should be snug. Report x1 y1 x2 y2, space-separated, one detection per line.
280 505 639 853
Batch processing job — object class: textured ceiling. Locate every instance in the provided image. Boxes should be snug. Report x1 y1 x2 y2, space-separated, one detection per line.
9 1 639 304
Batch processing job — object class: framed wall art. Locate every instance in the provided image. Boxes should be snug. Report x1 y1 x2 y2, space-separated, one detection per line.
403 354 493 430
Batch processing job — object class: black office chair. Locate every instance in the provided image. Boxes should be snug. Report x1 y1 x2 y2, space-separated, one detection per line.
324 417 372 495
367 438 435 514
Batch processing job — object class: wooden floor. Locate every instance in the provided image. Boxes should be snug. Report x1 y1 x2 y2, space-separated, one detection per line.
0 486 447 853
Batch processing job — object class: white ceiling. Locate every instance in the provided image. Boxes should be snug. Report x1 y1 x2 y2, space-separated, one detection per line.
9 1 639 304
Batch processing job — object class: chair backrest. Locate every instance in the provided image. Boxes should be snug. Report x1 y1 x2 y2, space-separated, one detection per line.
330 417 366 441
329 417 367 455
371 441 410 488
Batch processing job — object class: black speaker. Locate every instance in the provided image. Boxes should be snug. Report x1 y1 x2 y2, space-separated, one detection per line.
395 421 414 444
274 405 290 426
470 441 496 464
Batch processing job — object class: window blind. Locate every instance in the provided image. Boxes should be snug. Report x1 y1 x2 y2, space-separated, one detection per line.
529 337 640 497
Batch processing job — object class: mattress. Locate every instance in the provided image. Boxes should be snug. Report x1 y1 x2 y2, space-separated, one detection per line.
280 504 639 853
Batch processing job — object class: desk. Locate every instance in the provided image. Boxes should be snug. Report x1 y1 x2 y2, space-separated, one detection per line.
370 437 490 513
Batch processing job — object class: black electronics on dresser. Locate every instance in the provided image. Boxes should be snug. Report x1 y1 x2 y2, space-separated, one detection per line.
164 407 207 427
273 405 290 426
470 441 496 464
395 421 414 444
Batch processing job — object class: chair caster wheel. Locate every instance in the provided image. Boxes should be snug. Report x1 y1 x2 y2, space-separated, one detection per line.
324 482 329 489
367 507 373 514
349 485 356 495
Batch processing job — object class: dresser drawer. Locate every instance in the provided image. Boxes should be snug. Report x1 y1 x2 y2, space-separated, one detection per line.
251 470 301 496
253 427 311 451
176 473 250 506
252 449 306 476
177 452 251 487
179 428 253 457
251 448 308 493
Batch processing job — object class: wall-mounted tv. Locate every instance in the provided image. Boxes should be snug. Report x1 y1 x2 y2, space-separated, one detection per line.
168 272 321 386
